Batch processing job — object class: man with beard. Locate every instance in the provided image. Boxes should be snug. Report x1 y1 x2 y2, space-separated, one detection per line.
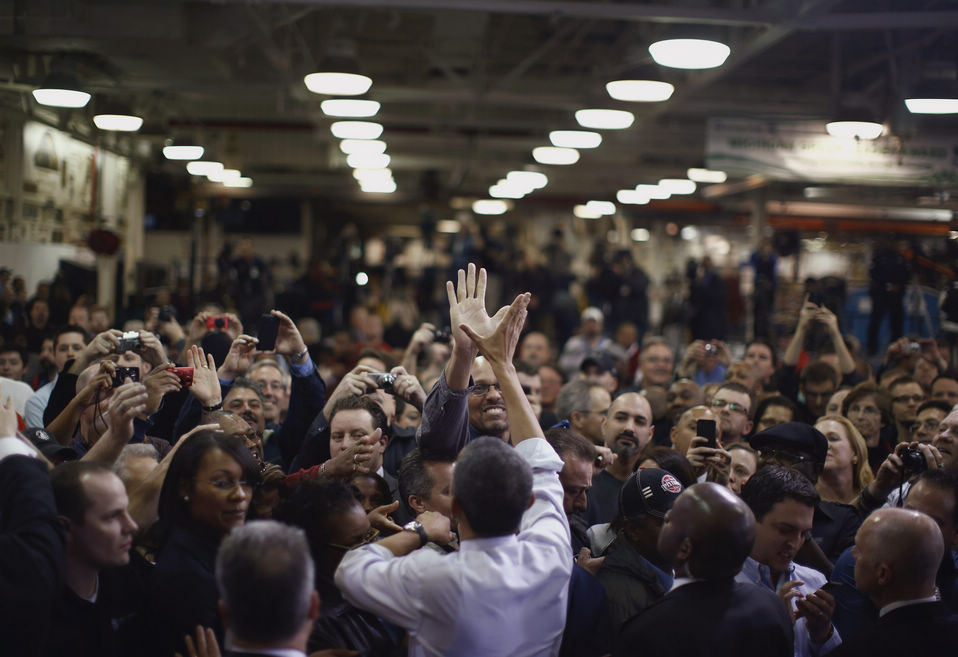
584 393 654 526
708 382 753 446
653 378 703 446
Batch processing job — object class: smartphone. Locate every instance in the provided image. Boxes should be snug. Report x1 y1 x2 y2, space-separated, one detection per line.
697 419 717 449
169 367 194 387
256 313 280 351
808 291 824 307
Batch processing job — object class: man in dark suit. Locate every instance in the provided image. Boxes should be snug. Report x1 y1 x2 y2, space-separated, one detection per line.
830 507 958 657
613 482 793 657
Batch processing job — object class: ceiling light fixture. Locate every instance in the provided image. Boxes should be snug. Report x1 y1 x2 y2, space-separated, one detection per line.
549 130 602 149
186 161 224 176
658 178 697 194
340 139 387 155
617 189 650 205
473 199 509 215
321 98 381 118
490 184 525 199
360 179 397 194
304 39 373 96
631 228 651 242
575 109 635 130
532 146 580 165
223 177 253 188
905 65 958 115
586 200 616 216
687 167 727 183
905 97 958 114
506 170 548 190
330 121 383 140
636 184 671 200
573 204 602 219
606 80 675 102
163 139 205 161
825 120 884 140
352 168 393 181
649 38 731 70
92 113 143 132
347 152 390 169
32 69 91 108
208 168 241 183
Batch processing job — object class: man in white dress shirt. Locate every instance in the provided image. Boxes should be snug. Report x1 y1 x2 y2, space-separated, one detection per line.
336 281 572 657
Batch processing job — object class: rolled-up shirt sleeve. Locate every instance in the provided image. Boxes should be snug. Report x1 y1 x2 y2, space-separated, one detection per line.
415 371 470 458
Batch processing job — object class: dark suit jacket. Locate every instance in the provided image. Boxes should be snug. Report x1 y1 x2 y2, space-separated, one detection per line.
613 579 793 657
828 601 958 657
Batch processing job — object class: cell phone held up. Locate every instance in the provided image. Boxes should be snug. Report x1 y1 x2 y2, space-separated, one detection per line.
256 313 280 352
697 418 717 449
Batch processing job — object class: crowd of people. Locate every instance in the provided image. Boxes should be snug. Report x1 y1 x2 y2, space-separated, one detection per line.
1 254 957 657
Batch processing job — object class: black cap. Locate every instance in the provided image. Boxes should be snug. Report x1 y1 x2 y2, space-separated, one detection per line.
748 422 828 465
580 352 617 376
20 427 79 462
619 467 684 519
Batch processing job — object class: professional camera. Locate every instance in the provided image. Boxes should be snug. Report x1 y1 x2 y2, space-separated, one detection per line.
116 331 142 353
899 445 928 476
368 372 396 392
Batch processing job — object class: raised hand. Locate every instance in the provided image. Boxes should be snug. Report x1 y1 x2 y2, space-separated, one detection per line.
389 365 427 410
368 500 403 534
269 309 308 359
186 346 221 407
447 264 509 358
142 365 182 416
218 334 258 380
0 396 17 438
325 428 381 478
138 330 168 368
458 292 530 367
104 381 149 445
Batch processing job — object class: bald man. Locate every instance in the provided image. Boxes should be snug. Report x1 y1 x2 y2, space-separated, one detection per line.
614 483 793 657
829 508 958 657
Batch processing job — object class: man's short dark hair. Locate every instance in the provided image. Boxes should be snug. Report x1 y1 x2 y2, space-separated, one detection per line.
917 399 953 416
753 395 799 426
841 381 892 427
51 461 114 524
740 465 820 522
357 348 392 369
0 344 27 367
53 325 89 350
276 478 362 547
328 395 389 438
913 469 958 526
398 448 454 512
514 360 540 377
544 427 596 464
452 437 532 536
888 376 920 394
746 340 777 364
555 379 603 421
800 361 840 388
932 373 958 389
716 382 753 416
229 377 266 406
216 521 314 645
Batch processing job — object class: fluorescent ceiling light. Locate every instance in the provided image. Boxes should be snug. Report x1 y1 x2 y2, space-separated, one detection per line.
506 170 548 190
437 220 461 233
904 98 958 114
617 189 650 205
606 80 675 102
330 121 383 140
163 144 204 161
532 146 580 165
356 272 369 286
681 226 699 240
347 152 390 169
631 228 651 242
687 168 727 183
209 168 241 183
92 113 143 132
321 98 381 118
352 168 392 181
340 139 387 155
658 178 697 195
33 88 91 108
573 204 602 219
636 184 671 200
649 38 731 70
549 130 602 149
472 199 509 215
360 179 397 194
490 184 525 199
586 200 616 216
575 109 635 130
825 120 884 140
304 72 372 96
187 161 224 176
223 177 253 188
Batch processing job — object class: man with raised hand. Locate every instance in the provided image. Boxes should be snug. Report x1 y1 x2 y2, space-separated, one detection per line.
336 283 572 657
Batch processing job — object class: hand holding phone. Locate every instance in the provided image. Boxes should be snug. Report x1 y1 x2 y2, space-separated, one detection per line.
256 313 280 351
697 419 717 449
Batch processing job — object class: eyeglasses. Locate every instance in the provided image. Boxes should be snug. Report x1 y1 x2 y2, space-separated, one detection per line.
912 419 941 433
759 448 815 465
327 527 380 552
196 478 253 493
576 408 610 416
893 395 925 404
469 383 502 396
710 399 748 415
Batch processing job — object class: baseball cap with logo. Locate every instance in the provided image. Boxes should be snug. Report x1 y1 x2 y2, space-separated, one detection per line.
619 467 684 519
20 427 79 462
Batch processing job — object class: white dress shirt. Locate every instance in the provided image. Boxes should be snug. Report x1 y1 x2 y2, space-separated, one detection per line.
335 437 572 657
23 378 55 427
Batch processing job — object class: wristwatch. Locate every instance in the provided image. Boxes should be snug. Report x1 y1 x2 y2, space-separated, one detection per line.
403 520 429 548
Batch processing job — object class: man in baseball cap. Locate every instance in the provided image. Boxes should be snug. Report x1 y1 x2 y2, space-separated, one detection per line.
20 427 78 464
595 467 684 632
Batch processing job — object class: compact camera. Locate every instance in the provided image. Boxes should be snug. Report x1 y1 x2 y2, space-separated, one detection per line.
368 372 397 392
116 331 142 353
900 445 928 476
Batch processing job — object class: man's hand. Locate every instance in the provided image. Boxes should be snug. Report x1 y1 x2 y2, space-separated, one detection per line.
218 334 258 381
446 264 509 358
593 445 617 473
417 510 453 546
459 292 530 368
389 366 427 410
0 397 17 437
187 312 212 345
105 381 149 445
71 329 122 373
175 626 221 657
322 365 379 419
142 365 182 416
325 429 380 478
75 361 116 408
186 346 221 407
796 587 836 644
138 331 168 368
368 500 403 534
270 310 308 359
797 295 820 331
815 305 840 335
575 547 605 576
686 435 731 484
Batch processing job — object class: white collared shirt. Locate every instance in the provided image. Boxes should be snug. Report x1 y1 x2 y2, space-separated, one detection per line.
336 437 571 657
669 576 704 592
879 595 939 618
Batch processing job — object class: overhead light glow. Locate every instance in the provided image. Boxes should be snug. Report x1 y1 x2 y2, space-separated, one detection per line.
905 98 958 114
658 178 697 195
330 121 383 140
472 199 509 215
573 204 602 219
304 72 372 96
437 220 461 234
586 200 616 216
359 179 397 194
681 226 699 241
340 139 387 155
617 189 650 205
321 98 381 118
187 161 224 176
92 114 143 132
490 184 525 199
209 168 241 183
352 168 392 181
32 88 91 108
575 109 635 130
355 272 369 286
223 177 253 188
636 184 671 200
163 145 204 160
631 228 651 242
549 130 602 149
532 146 580 165
687 168 727 183
825 120 884 140
347 152 390 169
507 170 548 190
649 38 731 70
606 80 675 102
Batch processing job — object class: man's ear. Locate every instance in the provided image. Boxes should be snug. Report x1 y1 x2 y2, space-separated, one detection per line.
58 515 73 542
307 590 320 622
218 599 230 633
676 536 693 563
569 411 583 430
744 420 753 436
408 494 426 515
669 425 678 449
526 492 536 510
